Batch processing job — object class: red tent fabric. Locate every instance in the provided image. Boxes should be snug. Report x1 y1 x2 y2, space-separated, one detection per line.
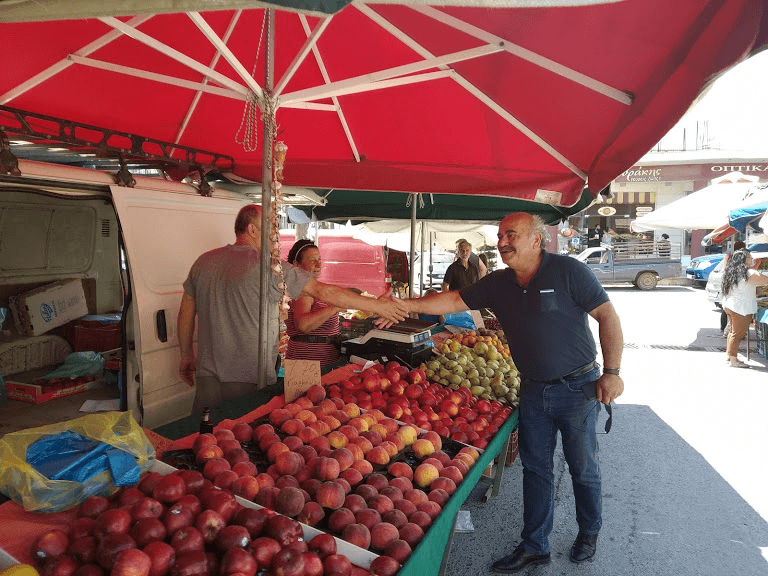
1 0 767 207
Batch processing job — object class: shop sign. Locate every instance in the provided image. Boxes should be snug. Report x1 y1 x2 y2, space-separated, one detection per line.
619 167 663 182
710 164 768 173
615 161 768 183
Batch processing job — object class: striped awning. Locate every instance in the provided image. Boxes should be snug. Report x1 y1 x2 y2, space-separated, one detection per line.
606 192 656 204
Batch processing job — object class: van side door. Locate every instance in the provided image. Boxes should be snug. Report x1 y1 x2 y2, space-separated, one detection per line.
110 186 249 429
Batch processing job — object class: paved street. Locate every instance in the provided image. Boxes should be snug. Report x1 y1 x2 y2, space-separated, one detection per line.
446 284 768 576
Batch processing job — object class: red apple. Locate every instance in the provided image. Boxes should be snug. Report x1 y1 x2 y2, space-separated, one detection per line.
215 525 251 552
308 533 337 559
142 541 175 576
68 536 97 565
152 475 186 504
369 555 400 576
96 509 132 537
271 548 305 576
194 510 226 544
40 555 78 576
302 552 324 576
219 547 255 576
96 533 136 571
203 490 238 523
162 508 194 535
169 527 204 556
265 515 303 548
131 518 167 548
71 518 98 541
32 529 70 564
111 549 151 576
170 550 207 576
248 538 281 569
323 554 352 576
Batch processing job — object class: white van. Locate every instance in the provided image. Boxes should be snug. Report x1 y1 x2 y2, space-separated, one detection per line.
0 159 254 429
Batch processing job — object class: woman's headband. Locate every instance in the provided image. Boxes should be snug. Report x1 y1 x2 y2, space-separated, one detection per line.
293 242 317 263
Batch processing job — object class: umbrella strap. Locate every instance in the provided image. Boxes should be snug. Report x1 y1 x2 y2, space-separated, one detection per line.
235 10 268 153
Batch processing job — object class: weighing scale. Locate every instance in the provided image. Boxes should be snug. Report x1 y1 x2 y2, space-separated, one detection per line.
340 318 436 367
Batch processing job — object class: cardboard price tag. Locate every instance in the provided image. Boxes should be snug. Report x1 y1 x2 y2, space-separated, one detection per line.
283 359 322 402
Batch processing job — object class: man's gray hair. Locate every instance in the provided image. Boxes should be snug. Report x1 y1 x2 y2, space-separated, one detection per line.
458 240 471 249
529 214 547 244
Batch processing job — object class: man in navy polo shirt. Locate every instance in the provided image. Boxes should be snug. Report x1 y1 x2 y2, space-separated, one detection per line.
405 212 624 573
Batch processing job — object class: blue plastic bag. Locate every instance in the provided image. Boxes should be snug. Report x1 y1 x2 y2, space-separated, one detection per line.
441 311 476 330
26 430 139 487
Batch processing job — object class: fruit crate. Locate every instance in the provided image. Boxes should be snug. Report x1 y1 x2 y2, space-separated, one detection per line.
149 460 380 569
756 321 768 359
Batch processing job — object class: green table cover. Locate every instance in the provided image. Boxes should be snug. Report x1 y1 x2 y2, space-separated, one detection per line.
397 411 519 576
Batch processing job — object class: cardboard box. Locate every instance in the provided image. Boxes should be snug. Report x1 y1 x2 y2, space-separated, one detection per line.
9 280 88 337
4 378 98 404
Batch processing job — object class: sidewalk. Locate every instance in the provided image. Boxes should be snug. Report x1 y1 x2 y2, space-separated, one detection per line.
445 288 768 576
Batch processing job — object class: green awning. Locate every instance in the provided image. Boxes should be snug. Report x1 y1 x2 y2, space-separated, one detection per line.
300 188 596 225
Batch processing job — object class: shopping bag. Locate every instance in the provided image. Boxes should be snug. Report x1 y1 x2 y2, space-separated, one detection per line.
0 411 154 512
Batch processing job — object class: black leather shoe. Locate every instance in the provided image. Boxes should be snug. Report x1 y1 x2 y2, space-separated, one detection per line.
569 532 598 563
491 543 551 573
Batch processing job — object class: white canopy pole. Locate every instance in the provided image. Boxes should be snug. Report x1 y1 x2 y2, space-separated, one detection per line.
258 8 275 389
420 221 425 297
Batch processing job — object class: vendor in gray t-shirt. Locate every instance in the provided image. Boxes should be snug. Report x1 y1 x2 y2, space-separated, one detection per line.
178 204 409 411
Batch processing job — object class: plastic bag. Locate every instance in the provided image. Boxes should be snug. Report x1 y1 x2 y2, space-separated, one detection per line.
26 431 140 486
43 352 104 380
0 411 155 512
440 311 476 330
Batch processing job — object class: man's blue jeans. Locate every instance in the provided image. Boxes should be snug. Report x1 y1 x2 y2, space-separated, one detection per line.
518 366 603 554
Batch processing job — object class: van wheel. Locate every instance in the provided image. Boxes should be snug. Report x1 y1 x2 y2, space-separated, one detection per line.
636 272 657 290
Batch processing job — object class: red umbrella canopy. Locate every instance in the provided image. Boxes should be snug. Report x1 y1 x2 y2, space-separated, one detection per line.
1 0 766 207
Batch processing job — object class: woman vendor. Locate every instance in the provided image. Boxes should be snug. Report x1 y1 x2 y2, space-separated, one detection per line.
285 239 343 366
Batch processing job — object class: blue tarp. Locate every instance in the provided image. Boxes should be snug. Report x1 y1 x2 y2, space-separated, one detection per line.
729 201 768 234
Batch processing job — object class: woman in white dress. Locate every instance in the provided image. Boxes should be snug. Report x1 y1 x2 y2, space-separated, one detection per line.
721 249 768 367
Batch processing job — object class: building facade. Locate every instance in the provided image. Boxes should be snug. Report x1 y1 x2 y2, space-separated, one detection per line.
570 155 768 259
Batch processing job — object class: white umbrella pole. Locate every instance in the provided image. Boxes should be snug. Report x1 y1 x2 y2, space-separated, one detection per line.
257 8 275 390
420 220 425 297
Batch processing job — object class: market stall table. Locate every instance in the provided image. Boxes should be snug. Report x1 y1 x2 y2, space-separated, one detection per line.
0 361 518 576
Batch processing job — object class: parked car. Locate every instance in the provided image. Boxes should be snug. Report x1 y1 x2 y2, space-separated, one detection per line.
686 253 725 286
574 244 681 290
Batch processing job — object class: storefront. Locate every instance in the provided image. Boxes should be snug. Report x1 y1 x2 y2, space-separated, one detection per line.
576 157 768 258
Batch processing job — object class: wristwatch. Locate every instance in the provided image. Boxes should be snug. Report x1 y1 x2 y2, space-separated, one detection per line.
603 368 620 375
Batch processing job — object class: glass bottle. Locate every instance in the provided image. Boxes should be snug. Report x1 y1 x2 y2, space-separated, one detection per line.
199 407 214 435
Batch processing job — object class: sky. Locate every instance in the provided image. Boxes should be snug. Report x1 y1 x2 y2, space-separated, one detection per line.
655 49 768 155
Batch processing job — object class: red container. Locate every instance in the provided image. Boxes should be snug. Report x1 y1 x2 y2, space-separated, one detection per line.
68 320 122 352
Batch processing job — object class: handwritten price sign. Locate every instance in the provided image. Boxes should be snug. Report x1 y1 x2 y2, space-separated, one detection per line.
283 359 322 402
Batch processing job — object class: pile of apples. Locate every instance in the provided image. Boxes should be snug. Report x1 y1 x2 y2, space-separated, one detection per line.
27 468 390 576
184 383 483 566
324 362 513 450
425 336 521 406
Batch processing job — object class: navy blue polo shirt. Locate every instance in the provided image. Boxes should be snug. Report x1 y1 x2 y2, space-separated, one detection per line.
460 251 609 381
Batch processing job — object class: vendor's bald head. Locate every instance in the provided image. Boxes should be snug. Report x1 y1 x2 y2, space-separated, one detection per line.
498 212 546 269
235 204 263 236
